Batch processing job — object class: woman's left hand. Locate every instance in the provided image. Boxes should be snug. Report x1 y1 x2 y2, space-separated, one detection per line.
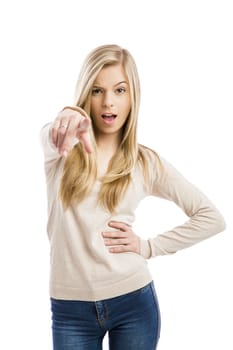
102 221 140 254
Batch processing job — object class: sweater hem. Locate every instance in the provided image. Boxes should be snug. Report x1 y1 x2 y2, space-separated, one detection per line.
50 266 153 301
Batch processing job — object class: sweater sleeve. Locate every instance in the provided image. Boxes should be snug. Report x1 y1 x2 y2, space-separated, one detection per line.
40 122 66 183
140 158 226 259
40 123 61 162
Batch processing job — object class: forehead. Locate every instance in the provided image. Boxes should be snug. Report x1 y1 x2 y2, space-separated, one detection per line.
94 64 128 86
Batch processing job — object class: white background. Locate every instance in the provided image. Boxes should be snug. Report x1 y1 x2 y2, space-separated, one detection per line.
0 0 232 349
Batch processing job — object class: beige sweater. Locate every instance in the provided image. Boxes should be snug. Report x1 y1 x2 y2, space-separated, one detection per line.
40 123 226 301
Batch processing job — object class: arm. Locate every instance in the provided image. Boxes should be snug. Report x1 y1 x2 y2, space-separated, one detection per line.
40 122 60 163
140 158 226 258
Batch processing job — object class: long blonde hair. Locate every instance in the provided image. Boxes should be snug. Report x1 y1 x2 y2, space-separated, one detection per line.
60 44 160 212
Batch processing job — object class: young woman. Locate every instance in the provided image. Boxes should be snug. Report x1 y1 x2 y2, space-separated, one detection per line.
40 44 226 350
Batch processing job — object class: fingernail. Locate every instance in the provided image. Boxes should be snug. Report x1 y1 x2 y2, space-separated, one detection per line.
62 150 68 157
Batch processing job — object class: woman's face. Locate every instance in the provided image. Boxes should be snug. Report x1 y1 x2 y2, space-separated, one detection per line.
90 64 131 141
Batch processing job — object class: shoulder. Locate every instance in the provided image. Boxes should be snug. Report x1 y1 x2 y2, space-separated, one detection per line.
138 144 161 165
138 145 183 179
137 145 188 192
136 144 165 191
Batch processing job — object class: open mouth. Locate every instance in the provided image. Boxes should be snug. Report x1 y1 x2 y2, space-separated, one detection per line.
101 113 117 121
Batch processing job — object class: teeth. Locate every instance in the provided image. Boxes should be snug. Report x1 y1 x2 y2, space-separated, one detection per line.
102 114 116 119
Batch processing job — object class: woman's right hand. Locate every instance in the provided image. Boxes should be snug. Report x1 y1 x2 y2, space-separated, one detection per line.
51 106 93 156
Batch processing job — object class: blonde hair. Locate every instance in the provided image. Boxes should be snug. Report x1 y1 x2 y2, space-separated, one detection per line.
60 44 161 212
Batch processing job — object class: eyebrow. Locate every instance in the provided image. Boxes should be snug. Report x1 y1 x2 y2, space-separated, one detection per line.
114 81 128 87
93 81 128 88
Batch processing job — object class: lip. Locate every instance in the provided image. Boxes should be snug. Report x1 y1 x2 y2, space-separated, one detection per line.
101 113 117 125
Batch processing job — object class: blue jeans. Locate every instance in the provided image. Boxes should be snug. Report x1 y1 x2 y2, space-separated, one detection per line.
51 281 161 349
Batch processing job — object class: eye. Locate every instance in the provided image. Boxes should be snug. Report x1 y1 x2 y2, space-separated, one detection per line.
91 88 103 95
115 87 126 94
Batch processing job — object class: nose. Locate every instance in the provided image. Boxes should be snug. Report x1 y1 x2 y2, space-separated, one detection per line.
102 91 114 108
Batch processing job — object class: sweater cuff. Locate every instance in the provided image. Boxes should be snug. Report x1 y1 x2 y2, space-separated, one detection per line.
140 239 152 259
